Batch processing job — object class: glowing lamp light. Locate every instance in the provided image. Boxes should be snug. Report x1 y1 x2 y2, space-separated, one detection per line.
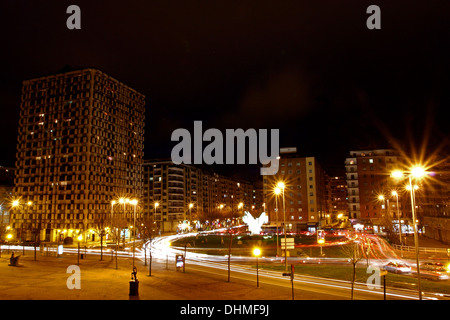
77 235 83 241
253 248 261 257
274 187 281 195
406 184 419 191
391 170 404 179
411 166 426 178
6 234 13 239
12 200 19 207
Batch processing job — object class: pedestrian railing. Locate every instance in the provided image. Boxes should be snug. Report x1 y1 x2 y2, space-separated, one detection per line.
392 244 449 255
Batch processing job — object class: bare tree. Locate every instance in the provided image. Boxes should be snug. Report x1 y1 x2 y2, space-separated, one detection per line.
93 212 107 260
110 215 128 269
138 214 159 266
341 240 363 300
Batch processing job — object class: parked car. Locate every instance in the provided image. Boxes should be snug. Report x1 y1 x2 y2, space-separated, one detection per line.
383 261 412 274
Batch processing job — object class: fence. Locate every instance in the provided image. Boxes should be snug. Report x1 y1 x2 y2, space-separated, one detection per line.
392 244 449 255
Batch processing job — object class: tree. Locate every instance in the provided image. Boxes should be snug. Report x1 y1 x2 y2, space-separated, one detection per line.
138 214 159 266
93 212 107 260
341 240 363 300
109 215 128 269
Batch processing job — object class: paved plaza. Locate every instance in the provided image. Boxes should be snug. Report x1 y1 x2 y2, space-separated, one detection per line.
0 250 310 301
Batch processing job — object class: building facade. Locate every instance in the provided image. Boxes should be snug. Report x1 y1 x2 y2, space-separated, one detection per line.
143 159 256 232
263 149 328 232
345 149 402 227
329 175 348 219
12 68 145 242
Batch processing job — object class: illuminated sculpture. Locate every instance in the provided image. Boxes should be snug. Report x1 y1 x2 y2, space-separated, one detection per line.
242 211 268 235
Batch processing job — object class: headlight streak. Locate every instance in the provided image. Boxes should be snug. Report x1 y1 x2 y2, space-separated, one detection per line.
144 233 438 300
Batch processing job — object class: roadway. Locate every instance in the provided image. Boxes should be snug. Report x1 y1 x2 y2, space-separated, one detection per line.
145 233 447 300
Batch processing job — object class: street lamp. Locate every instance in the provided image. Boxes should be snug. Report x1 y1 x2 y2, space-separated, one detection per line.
11 199 21 248
154 201 159 220
391 190 403 257
130 199 138 269
189 203 194 221
274 187 281 257
277 181 287 271
253 247 262 288
391 166 427 300
77 234 83 265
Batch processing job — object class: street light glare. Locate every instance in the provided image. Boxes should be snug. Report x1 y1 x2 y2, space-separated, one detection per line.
411 166 426 178
253 248 261 256
406 184 419 191
391 190 398 196
277 182 285 189
274 187 281 195
391 170 404 179
378 195 385 201
12 200 19 207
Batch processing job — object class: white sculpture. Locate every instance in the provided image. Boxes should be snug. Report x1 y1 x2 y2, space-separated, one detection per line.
242 211 268 235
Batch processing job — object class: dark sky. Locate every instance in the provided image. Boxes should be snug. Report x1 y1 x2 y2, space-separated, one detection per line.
1 1 449 179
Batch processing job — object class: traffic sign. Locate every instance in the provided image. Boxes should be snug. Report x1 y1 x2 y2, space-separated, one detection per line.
281 238 295 250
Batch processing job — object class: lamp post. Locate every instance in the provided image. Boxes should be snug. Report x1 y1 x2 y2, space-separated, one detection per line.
130 199 138 269
391 166 426 300
277 181 287 272
11 199 20 245
274 187 281 257
154 201 160 233
253 247 261 288
189 203 194 222
77 234 82 265
391 190 403 257
378 194 387 234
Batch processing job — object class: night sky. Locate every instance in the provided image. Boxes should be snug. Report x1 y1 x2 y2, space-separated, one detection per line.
1 1 449 179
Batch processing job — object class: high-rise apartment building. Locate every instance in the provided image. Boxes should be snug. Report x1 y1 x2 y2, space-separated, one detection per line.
262 148 327 232
12 68 145 242
345 149 402 226
329 175 348 218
